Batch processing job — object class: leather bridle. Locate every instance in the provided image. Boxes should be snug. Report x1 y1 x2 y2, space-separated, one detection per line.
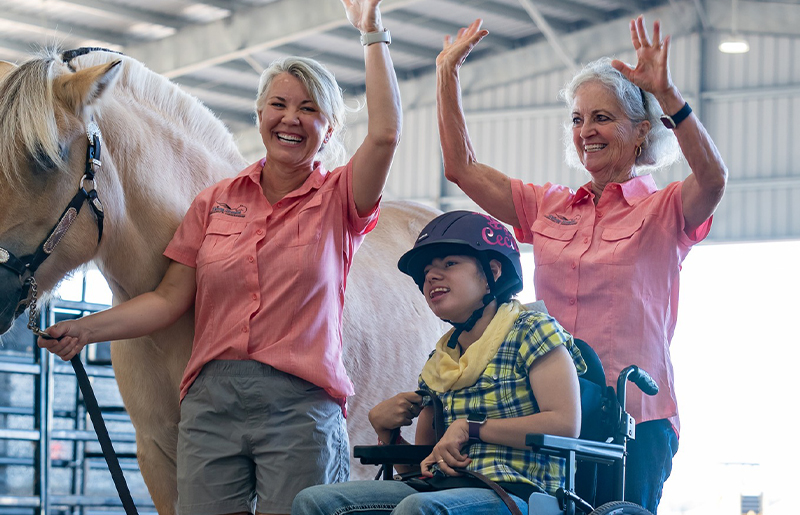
0 117 105 332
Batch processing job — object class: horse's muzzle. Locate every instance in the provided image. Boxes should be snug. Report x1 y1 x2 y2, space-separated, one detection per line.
0 267 26 334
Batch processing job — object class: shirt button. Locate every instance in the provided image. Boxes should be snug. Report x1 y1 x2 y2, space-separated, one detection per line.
492 374 499 381
241 326 248 333
597 212 603 218
569 298 576 305
571 262 576 269
256 229 263 235
583 237 589 244
248 256 255 263
252 293 258 301
444 406 449 412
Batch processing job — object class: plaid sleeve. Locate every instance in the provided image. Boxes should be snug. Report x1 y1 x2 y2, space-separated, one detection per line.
515 312 586 375
417 349 436 407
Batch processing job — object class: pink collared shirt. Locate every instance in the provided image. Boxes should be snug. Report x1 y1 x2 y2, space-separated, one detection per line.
165 158 379 413
511 175 711 435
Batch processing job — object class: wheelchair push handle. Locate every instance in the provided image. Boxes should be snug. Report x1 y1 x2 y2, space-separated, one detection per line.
617 365 659 409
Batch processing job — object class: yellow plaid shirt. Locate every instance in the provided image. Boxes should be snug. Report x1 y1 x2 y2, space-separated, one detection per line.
419 310 586 495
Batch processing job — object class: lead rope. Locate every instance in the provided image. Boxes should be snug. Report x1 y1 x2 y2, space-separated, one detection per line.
26 277 139 515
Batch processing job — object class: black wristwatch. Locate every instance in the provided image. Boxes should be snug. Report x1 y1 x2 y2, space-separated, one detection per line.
660 102 692 129
467 413 487 441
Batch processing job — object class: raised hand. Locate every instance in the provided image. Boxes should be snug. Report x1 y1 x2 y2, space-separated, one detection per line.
340 0 383 34
436 18 489 72
611 15 675 98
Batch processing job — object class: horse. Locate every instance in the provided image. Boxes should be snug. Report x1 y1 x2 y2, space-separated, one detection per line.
0 49 444 514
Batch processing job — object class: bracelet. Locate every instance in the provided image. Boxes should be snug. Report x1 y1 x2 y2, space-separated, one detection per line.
361 29 391 46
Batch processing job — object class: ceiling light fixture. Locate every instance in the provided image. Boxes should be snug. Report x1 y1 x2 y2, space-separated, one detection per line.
719 0 749 53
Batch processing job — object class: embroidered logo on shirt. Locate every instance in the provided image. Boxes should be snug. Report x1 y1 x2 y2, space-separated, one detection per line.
210 202 247 218
545 214 579 226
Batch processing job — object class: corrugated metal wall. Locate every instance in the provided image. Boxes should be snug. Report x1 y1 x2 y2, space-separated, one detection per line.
347 30 800 243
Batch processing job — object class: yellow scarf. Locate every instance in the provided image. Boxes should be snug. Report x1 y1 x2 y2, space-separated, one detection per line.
421 300 525 392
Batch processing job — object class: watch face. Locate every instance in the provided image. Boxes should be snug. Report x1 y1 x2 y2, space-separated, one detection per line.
467 413 487 423
660 115 677 129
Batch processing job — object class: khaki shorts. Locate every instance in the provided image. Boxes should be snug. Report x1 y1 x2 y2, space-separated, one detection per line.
177 360 349 515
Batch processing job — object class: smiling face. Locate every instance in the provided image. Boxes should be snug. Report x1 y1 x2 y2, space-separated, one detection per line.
422 255 492 323
571 81 649 182
258 72 332 174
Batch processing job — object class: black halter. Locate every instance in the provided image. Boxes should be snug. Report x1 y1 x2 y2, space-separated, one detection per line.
0 117 105 318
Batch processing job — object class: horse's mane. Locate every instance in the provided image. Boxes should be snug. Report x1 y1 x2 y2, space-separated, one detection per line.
0 48 243 189
0 54 61 188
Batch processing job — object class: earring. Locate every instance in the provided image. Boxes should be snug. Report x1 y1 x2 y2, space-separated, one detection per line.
635 145 642 157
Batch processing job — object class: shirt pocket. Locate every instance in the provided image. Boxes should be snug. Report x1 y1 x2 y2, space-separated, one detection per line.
197 218 247 267
531 220 578 265
597 217 645 265
276 192 328 248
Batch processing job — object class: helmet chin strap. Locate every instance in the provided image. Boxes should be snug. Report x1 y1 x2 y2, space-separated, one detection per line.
444 293 496 349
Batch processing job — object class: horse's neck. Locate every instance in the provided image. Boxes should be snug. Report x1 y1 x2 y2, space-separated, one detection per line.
92 99 247 300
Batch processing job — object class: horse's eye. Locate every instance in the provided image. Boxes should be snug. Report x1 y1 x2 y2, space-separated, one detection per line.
29 143 66 172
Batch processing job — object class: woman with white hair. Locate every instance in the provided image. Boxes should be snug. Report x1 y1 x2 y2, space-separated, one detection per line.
38 1 401 513
435 15 727 514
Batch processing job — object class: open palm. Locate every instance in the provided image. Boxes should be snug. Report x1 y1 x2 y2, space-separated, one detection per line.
340 0 383 34
611 15 674 96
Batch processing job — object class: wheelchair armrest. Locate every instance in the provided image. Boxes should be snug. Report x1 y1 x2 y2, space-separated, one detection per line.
525 433 624 465
353 445 434 466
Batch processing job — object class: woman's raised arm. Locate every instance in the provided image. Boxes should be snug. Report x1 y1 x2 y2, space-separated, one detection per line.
437 19 519 227
342 0 402 216
612 15 727 235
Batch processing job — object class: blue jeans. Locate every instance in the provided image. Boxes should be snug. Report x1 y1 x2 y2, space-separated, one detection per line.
624 419 679 514
292 480 528 515
587 419 678 514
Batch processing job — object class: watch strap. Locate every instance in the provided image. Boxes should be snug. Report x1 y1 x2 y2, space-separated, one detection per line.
468 415 486 441
660 102 692 129
360 29 391 46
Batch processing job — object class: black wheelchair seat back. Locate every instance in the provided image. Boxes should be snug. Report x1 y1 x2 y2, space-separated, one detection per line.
574 338 618 443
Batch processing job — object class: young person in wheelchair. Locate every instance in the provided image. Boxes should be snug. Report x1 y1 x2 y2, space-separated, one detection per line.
292 210 587 515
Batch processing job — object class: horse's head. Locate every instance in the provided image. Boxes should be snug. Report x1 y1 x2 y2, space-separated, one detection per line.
0 53 122 333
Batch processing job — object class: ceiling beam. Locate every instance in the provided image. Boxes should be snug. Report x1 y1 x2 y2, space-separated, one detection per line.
325 26 438 60
174 76 257 100
0 10 130 46
612 0 649 13
517 0 578 72
124 0 424 79
708 0 800 37
507 0 608 21
60 0 188 29
386 9 518 50
394 3 697 111
189 0 236 11
0 38 38 61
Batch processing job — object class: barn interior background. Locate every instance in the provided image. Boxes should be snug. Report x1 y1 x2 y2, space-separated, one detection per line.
1 0 798 514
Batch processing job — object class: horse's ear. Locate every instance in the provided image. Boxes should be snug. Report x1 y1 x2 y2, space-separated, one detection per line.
53 59 123 115
0 61 17 82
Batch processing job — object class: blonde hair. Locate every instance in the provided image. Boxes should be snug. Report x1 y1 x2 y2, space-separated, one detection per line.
255 56 347 168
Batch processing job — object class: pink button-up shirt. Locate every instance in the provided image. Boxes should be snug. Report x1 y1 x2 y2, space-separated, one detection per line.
164 158 379 412
511 175 711 434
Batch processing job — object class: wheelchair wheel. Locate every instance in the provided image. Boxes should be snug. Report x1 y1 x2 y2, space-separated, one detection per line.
589 501 654 515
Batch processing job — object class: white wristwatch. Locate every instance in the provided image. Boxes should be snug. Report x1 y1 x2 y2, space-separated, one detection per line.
360 29 391 46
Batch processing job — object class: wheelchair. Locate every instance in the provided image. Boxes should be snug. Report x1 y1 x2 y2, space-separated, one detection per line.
353 339 658 515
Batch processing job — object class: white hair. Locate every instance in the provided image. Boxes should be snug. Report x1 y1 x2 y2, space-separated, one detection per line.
560 57 681 173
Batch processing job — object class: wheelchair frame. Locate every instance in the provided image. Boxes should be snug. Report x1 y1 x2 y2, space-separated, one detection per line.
353 341 659 515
